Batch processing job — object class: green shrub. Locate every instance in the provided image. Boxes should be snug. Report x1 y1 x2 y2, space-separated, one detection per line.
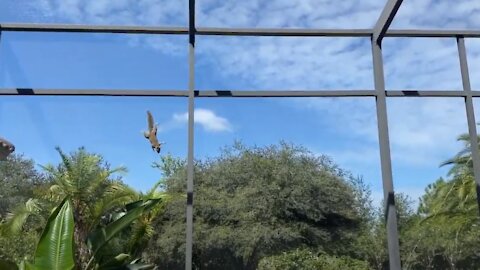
257 249 370 270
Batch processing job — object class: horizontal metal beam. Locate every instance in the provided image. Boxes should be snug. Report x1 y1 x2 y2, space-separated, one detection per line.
0 88 189 96
196 27 372 37
0 23 188 35
385 29 480 38
0 89 376 97
197 90 376 97
386 90 474 97
0 23 371 37
2 23 480 38
3 88 480 98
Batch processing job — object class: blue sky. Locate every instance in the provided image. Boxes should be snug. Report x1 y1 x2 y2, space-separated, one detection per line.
1 0 480 207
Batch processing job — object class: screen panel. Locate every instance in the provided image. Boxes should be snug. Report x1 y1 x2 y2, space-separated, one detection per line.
0 32 187 90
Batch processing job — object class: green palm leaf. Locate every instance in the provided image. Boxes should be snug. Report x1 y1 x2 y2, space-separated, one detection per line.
0 198 42 235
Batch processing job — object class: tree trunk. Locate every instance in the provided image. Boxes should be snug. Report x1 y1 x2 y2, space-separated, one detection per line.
74 207 92 269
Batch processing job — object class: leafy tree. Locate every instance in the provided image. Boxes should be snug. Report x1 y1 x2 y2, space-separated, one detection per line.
145 142 369 269
0 154 46 219
355 192 416 270
0 155 47 263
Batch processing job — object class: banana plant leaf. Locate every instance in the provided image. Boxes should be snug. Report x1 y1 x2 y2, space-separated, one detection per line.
32 198 75 270
96 253 154 270
87 198 162 257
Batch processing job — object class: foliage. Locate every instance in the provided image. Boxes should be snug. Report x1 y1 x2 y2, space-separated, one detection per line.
0 196 160 270
2 132 480 270
0 230 38 264
87 198 162 265
42 147 137 232
0 148 164 269
33 198 75 270
145 142 367 269
257 249 370 270
0 154 46 218
399 130 480 269
0 155 47 263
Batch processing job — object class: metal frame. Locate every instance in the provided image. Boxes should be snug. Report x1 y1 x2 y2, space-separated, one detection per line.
457 37 480 217
3 23 480 38
4 89 480 97
185 0 195 269
1 0 480 269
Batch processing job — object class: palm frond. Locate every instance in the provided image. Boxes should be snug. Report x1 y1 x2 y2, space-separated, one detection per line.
88 183 139 229
0 198 42 235
55 146 74 174
145 180 164 198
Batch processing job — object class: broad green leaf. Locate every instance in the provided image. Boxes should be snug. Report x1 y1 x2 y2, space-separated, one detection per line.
97 253 131 270
125 263 155 270
33 198 75 270
87 198 161 256
96 253 155 270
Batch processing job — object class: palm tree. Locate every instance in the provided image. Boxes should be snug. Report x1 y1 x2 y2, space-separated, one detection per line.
440 132 480 177
422 131 480 223
1 147 138 269
1 147 182 269
45 147 139 268
127 180 180 257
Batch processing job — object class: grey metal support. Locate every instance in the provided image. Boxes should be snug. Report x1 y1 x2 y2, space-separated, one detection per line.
372 2 403 267
386 29 480 38
5 88 480 98
0 26 3 82
0 88 189 96
0 23 188 35
372 40 402 270
196 27 371 37
4 23 480 38
373 0 404 43
457 37 480 216
185 0 196 269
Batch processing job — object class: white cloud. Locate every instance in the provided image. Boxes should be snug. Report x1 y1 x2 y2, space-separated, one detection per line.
196 36 374 90
392 0 480 29
18 0 480 87
173 108 232 132
29 0 186 26
196 0 384 28
296 97 468 168
9 0 480 168
387 98 467 167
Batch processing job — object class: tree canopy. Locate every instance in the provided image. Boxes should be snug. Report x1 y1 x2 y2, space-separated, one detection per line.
1 135 480 269
145 142 371 269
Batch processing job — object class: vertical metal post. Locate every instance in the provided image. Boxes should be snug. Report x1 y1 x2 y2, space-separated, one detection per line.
457 37 480 216
186 0 195 269
371 39 402 270
0 28 3 84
